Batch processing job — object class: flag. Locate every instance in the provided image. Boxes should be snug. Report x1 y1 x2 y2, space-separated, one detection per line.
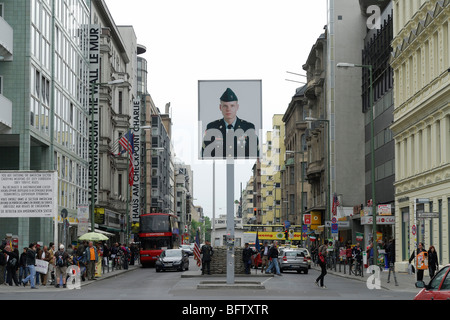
255 231 260 252
193 230 201 267
115 131 134 187
332 193 339 216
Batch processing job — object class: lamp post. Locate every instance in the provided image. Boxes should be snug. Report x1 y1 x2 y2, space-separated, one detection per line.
305 117 330 241
336 62 377 265
89 79 124 234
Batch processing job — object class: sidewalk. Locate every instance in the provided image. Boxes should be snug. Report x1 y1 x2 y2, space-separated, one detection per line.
0 264 140 293
311 263 421 293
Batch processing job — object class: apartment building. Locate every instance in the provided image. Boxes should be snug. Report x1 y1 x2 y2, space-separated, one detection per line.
390 0 450 269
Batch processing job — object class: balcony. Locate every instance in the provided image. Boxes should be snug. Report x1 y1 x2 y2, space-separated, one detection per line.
0 93 12 133
306 159 324 181
0 16 13 60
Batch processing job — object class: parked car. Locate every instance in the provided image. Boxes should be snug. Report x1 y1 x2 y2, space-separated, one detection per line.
297 248 312 269
279 249 308 274
155 249 189 272
414 264 450 300
180 244 193 256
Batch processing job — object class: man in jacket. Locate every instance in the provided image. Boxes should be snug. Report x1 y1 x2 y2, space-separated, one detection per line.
22 243 38 289
242 243 254 275
200 240 214 275
386 238 398 286
84 241 98 280
54 244 69 288
265 241 281 276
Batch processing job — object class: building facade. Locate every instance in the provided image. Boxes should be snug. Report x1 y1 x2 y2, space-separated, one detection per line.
0 0 91 249
390 0 450 270
260 115 285 225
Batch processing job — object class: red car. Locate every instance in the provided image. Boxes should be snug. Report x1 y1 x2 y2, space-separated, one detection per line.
414 264 450 300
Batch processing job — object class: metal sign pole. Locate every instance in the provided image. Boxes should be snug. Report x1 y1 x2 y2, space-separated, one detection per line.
226 160 235 284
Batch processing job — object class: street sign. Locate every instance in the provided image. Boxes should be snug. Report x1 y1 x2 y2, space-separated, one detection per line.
417 212 439 219
331 217 337 224
331 223 338 234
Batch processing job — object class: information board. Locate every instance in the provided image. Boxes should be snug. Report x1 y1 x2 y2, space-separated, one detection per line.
0 171 57 218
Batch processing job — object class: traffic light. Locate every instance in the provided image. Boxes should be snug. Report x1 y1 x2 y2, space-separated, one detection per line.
284 229 289 240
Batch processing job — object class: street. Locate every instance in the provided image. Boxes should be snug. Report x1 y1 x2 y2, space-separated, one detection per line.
1 257 417 301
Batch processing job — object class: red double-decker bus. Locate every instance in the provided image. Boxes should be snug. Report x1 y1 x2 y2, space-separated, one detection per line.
138 213 180 267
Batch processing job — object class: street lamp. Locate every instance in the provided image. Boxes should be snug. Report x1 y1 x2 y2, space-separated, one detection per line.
90 79 125 234
304 117 330 240
337 62 377 265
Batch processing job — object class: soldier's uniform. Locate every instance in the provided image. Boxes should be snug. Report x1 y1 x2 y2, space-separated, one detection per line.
201 88 259 159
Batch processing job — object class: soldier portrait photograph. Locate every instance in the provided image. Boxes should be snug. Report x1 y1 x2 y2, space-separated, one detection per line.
199 80 262 160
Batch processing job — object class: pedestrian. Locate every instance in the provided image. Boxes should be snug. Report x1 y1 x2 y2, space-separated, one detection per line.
315 240 328 288
0 244 6 286
84 241 98 280
4 245 19 286
242 243 253 274
48 242 56 285
428 245 439 279
386 238 398 286
200 240 214 275
39 245 51 286
35 243 42 285
22 243 38 289
260 242 270 274
409 242 426 282
54 244 69 288
18 247 28 283
266 241 282 276
120 243 128 270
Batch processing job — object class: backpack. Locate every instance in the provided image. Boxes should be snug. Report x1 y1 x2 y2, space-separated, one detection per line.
56 253 65 267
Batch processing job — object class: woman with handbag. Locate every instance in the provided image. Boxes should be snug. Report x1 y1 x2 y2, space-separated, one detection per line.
315 240 328 289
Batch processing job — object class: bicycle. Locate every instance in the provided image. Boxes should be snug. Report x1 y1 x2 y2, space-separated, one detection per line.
349 258 363 277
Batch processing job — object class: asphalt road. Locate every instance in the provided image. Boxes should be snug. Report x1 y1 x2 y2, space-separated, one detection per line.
2 257 417 301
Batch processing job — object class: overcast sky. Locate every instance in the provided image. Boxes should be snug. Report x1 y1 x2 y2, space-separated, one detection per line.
105 0 328 219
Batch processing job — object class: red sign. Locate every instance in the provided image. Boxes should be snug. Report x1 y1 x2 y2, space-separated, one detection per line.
304 214 311 225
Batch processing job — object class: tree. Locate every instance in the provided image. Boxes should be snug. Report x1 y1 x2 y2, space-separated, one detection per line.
189 216 212 243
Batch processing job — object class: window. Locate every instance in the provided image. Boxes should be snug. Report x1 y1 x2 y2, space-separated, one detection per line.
0 3 3 17
0 75 2 94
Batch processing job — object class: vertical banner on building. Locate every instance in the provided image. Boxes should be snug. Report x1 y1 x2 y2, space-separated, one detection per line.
77 205 89 237
131 99 141 225
88 25 100 207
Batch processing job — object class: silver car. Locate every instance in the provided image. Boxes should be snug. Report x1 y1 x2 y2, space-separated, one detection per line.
279 249 309 274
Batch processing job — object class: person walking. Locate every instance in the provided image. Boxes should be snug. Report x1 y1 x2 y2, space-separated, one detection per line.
386 238 398 286
84 241 98 280
265 241 281 276
48 242 56 286
409 242 426 282
200 240 214 275
428 245 439 279
18 247 28 283
22 243 38 289
40 245 51 286
3 246 19 286
315 240 328 288
54 244 69 288
242 243 253 275
0 244 6 286
260 242 270 274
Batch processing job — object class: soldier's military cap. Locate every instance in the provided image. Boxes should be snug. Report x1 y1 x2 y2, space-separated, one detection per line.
220 88 238 102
